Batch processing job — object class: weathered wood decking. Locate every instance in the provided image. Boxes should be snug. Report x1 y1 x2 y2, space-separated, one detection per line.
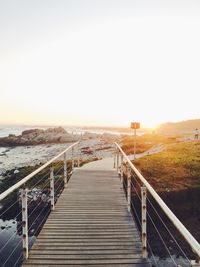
22 169 151 266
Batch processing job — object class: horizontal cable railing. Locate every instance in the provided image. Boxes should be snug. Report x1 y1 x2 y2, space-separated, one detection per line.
114 142 200 266
0 142 79 266
0 142 79 202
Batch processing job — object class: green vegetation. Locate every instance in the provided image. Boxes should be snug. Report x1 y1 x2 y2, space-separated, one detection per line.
134 141 200 192
0 157 99 195
121 134 178 155
0 157 99 208
0 161 67 194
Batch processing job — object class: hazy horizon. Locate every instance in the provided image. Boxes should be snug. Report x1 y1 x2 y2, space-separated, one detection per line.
0 117 200 130
1 0 200 128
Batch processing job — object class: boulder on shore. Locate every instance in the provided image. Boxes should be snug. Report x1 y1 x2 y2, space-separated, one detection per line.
22 129 44 136
0 127 77 147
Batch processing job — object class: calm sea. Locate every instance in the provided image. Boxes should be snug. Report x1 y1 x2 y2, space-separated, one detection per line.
0 125 139 138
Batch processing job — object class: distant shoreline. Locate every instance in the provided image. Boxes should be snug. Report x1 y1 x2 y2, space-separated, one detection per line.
0 125 146 140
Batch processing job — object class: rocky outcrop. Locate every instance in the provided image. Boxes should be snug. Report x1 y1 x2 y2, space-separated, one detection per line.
0 127 78 147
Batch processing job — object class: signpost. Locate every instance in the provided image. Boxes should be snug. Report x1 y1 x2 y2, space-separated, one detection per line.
131 122 140 160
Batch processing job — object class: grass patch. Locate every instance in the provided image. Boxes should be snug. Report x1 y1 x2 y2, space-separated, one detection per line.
134 141 200 192
121 134 179 155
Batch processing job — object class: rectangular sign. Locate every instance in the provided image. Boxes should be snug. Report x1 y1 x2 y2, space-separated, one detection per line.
131 122 140 129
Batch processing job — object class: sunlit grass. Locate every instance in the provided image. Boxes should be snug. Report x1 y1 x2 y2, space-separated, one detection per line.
121 133 179 154
134 141 200 192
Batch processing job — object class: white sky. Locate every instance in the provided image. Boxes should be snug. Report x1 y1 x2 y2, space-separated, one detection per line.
0 0 200 127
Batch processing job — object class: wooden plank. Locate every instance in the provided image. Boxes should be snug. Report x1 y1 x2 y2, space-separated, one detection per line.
23 264 150 267
23 258 149 264
23 169 151 266
29 250 141 255
32 246 142 253
33 242 138 246
38 234 138 238
28 254 143 259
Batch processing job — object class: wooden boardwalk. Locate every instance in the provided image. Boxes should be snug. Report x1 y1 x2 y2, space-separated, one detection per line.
22 169 151 266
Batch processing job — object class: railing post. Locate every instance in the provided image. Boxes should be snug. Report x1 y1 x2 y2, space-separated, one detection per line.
50 167 55 211
113 152 116 168
77 143 80 168
122 164 128 189
64 153 67 187
116 149 119 174
141 186 147 258
72 147 74 170
127 166 131 212
21 187 28 260
120 155 124 188
134 128 136 160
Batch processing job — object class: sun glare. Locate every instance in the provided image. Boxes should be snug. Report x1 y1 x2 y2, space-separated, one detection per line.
0 2 199 127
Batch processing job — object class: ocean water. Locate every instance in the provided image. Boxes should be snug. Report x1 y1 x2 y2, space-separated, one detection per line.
0 125 85 138
0 125 97 137
0 125 143 138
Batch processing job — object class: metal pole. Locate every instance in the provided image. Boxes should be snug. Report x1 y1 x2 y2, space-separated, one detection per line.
72 147 74 170
141 186 147 258
113 152 116 168
50 167 55 211
64 153 67 187
134 128 136 160
77 143 80 168
122 164 127 190
127 166 131 212
120 154 123 188
117 149 119 174
21 188 28 260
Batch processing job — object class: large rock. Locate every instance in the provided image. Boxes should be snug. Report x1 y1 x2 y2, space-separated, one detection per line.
46 127 67 134
22 129 44 136
0 127 77 147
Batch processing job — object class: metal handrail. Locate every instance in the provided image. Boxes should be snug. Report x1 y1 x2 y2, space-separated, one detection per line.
0 142 79 202
115 142 200 260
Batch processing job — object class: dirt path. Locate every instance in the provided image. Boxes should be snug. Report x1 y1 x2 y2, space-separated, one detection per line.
81 144 166 171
